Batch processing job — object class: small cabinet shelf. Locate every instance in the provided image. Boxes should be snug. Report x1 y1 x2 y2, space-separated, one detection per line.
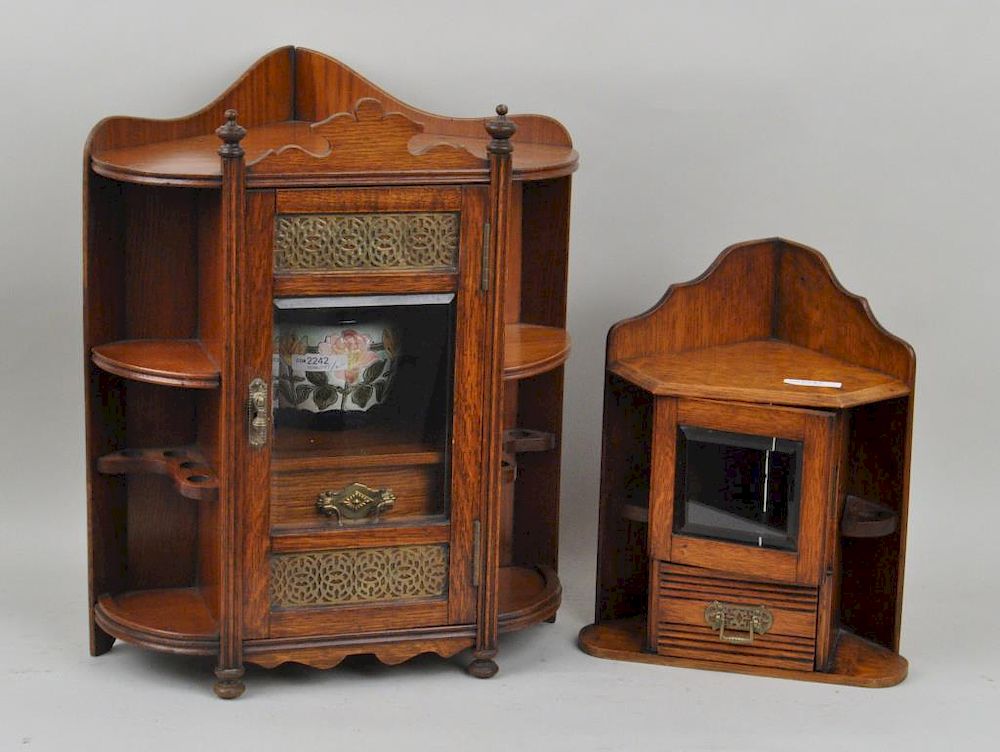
580 239 916 689
503 324 571 380
94 588 219 655
91 340 220 389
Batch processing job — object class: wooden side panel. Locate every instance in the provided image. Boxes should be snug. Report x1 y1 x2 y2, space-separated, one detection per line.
120 185 201 591
595 375 653 622
509 177 572 571
519 178 571 329
84 173 126 654
293 48 573 147
775 240 916 385
196 191 223 622
87 48 293 153
606 240 776 363
840 397 912 651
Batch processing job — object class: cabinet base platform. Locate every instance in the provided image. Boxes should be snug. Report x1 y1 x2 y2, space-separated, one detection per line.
578 617 907 688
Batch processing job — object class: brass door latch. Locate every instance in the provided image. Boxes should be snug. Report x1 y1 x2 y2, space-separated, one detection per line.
248 378 269 448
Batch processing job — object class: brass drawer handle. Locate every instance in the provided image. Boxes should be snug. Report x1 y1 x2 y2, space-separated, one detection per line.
704 601 773 644
316 482 396 525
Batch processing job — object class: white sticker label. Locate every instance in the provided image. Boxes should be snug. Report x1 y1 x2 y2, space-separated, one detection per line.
783 378 843 389
292 353 348 372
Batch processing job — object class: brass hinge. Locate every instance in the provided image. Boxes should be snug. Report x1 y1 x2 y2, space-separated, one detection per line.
480 221 491 292
472 520 482 587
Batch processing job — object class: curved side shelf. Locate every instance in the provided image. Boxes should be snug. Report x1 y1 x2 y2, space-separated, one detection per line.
92 339 220 389
841 495 899 538
503 324 571 381
97 446 218 501
498 565 561 632
94 588 219 656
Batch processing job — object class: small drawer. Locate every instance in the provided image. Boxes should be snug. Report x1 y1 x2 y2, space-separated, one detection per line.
271 464 445 531
655 563 818 672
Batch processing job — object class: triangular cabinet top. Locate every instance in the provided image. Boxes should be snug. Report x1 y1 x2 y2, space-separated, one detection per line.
87 46 578 187
606 238 915 409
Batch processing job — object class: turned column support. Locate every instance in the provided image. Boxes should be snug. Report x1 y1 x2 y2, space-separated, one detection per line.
214 109 248 699
468 105 516 679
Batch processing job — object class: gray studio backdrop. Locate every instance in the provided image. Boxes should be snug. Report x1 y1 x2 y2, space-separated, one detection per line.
0 1 997 750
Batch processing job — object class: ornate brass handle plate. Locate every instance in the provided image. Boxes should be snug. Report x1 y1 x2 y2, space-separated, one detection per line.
704 601 773 644
316 482 396 525
247 378 269 448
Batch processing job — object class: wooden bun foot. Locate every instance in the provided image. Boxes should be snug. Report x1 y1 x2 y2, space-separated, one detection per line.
213 667 245 699
467 658 499 679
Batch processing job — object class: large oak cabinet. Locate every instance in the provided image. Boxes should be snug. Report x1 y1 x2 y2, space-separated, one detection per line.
83 47 576 697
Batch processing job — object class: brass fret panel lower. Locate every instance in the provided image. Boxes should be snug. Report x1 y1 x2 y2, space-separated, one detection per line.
274 212 459 271
269 544 449 609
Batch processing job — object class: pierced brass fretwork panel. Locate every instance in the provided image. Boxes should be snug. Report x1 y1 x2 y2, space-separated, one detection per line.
269 544 449 609
274 212 459 271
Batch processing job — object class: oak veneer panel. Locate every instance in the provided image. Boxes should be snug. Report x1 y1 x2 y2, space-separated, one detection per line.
271 465 444 528
269 600 449 639
293 48 574 148
87 47 294 155
272 424 444 470
612 339 909 409
92 340 220 389
276 186 462 213
271 521 450 552
607 239 776 363
774 241 915 386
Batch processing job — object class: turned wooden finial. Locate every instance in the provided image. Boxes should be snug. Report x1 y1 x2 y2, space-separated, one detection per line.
485 104 516 155
216 109 247 158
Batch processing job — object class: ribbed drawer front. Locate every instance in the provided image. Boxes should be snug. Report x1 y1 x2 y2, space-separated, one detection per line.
656 563 818 672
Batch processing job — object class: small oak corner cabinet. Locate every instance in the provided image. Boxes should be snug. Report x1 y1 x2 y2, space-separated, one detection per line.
83 47 576 698
579 239 915 687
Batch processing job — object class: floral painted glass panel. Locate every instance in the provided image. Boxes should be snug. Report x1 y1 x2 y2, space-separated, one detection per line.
673 426 803 551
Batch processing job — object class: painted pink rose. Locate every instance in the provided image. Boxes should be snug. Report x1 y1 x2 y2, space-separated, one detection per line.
319 330 379 385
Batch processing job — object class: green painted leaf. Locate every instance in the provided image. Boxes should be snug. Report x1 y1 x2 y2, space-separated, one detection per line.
313 385 338 410
351 385 373 408
306 370 329 386
374 381 387 404
278 380 296 406
294 384 314 405
362 359 386 384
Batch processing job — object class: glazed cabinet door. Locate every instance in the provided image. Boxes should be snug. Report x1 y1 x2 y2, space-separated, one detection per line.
242 186 488 640
648 398 836 587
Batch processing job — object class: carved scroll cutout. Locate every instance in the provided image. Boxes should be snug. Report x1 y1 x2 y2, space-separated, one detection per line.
249 98 486 174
